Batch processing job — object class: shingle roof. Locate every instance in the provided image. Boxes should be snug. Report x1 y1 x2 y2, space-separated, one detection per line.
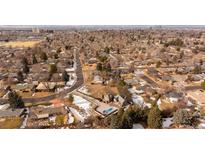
36 82 56 90
0 109 24 118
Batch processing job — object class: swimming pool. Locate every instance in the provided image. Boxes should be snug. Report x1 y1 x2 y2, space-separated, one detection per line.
103 108 114 114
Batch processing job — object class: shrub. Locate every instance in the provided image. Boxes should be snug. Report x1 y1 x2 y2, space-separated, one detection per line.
173 109 192 125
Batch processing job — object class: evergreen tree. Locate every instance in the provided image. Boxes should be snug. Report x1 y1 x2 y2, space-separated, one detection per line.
147 105 162 129
129 63 135 73
57 48 62 53
110 114 122 129
128 105 148 123
17 71 24 82
156 61 162 68
62 70 70 83
54 53 59 59
193 65 202 74
118 80 126 88
21 57 28 66
96 63 103 71
32 54 38 64
22 64 29 74
104 47 110 54
65 45 72 50
200 59 203 65
98 56 107 63
8 90 24 109
109 108 124 129
121 110 133 129
106 63 112 72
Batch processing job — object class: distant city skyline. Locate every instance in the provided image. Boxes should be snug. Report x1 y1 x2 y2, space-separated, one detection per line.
1 25 205 30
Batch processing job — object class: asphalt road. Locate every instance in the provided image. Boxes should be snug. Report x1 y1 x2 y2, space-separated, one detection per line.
140 75 160 88
185 86 203 91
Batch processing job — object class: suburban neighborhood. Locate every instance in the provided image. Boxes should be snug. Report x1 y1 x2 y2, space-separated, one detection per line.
0 26 205 129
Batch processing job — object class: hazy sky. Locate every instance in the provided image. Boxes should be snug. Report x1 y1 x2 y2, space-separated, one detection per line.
0 0 204 25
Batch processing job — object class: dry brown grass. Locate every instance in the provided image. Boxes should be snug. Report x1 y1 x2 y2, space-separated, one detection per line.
86 84 119 99
121 73 134 79
82 64 96 71
200 107 205 116
0 40 42 48
0 91 6 97
18 92 54 98
33 92 54 97
0 117 22 129
24 101 51 107
159 99 177 117
17 91 33 98
160 101 176 111
82 64 96 83
83 70 93 83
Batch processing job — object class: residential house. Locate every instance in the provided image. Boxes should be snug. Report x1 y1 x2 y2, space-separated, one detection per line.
0 104 10 111
14 83 34 92
124 78 139 86
103 93 114 103
165 91 184 103
92 75 103 84
187 89 205 107
114 95 125 106
29 106 67 120
131 94 144 106
0 109 25 119
36 82 56 92
88 57 98 64
147 68 161 78
27 106 68 128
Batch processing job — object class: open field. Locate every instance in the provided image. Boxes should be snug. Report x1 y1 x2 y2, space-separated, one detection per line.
86 84 119 99
0 40 42 48
24 101 51 107
18 91 54 98
0 117 22 129
160 100 176 111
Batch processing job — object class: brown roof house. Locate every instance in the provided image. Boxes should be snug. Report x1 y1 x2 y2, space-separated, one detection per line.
36 82 56 92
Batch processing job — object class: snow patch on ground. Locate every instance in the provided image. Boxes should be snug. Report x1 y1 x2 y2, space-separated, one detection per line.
162 117 173 128
198 118 205 129
68 95 92 122
66 79 75 86
132 123 144 129
66 67 75 72
69 107 85 122
68 113 74 124
73 95 91 115
157 99 161 106
132 94 144 106
145 103 152 108
198 123 205 129
187 100 193 107
128 87 144 95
